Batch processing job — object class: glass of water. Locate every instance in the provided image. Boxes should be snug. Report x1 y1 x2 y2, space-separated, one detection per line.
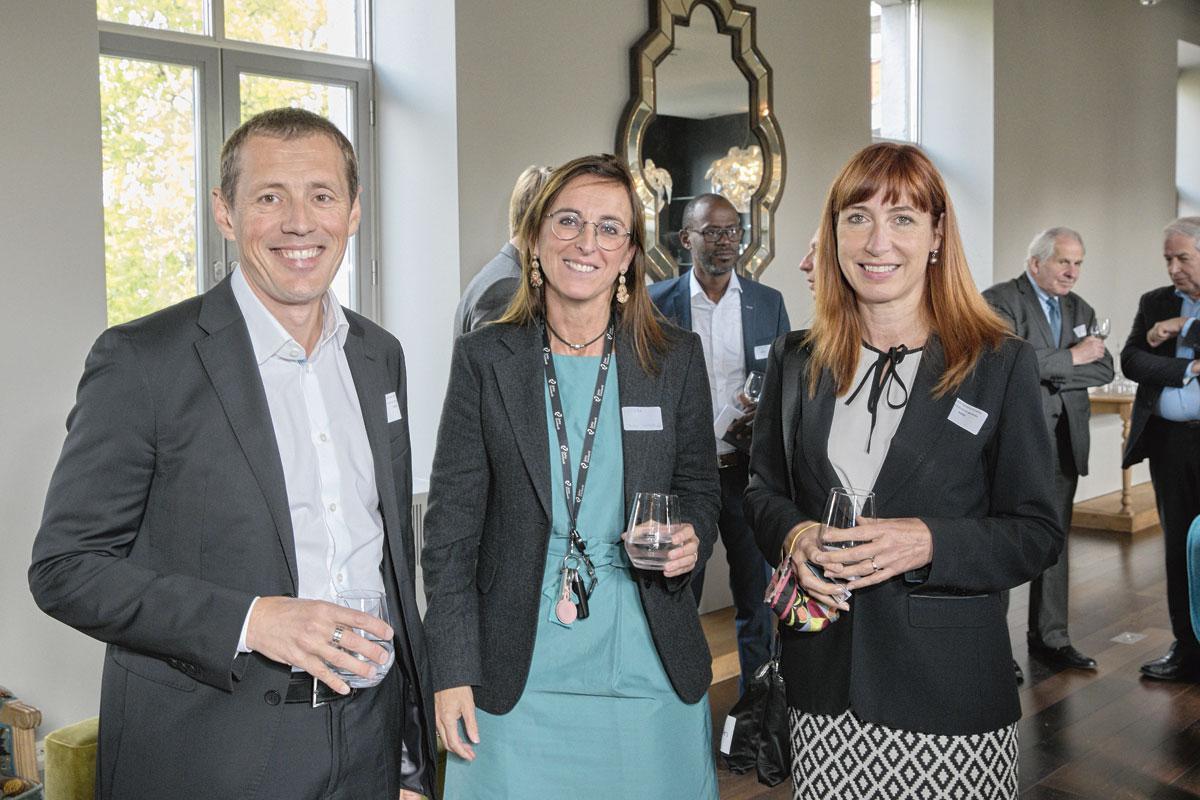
1089 317 1110 339
624 492 681 570
333 588 394 689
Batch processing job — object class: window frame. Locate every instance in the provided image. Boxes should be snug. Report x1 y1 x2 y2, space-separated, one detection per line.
870 0 922 145
97 9 378 319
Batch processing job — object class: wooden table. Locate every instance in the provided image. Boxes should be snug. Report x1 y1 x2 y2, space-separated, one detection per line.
1070 392 1159 533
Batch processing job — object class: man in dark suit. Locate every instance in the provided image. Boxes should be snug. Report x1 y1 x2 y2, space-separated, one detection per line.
984 227 1112 676
453 165 551 337
29 108 434 799
649 193 790 688
1122 216 1200 682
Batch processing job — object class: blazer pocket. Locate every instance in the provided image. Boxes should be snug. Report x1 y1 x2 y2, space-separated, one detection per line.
111 646 197 692
475 548 499 594
907 592 997 629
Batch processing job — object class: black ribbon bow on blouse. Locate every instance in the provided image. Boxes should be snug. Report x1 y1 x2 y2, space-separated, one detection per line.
845 343 920 452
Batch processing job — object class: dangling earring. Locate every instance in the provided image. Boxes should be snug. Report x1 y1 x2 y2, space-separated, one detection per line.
929 249 940 265
615 270 629 304
530 255 544 288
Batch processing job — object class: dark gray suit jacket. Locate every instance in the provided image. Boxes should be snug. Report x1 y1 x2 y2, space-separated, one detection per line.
745 332 1062 735
29 278 436 799
1121 285 1200 467
648 270 791 375
983 273 1113 475
421 320 721 713
453 243 521 337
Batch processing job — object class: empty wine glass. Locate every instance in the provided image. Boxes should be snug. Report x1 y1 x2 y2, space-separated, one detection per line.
332 589 394 688
818 487 875 598
1089 317 1110 339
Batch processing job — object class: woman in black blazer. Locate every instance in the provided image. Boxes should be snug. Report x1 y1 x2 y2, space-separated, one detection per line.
422 155 722 799
745 143 1062 800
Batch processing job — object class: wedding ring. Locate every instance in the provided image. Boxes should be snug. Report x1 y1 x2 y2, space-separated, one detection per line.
871 556 881 572
331 625 345 646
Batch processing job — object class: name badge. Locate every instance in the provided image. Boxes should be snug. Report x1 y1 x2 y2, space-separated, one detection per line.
385 392 403 423
754 343 771 360
622 406 663 431
1073 323 1087 338
948 398 987 435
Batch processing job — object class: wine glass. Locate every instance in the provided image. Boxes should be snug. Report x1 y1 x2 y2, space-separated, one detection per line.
818 487 875 596
742 370 765 404
1089 317 1110 340
332 589 394 688
624 492 680 570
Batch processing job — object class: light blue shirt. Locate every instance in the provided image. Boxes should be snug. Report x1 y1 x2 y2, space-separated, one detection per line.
1156 292 1200 421
1027 271 1062 344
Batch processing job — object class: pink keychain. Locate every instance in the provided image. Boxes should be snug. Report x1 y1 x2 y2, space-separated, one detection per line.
555 567 578 624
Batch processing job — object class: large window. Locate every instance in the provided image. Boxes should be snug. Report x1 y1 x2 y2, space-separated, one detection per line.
870 0 920 142
97 1 374 325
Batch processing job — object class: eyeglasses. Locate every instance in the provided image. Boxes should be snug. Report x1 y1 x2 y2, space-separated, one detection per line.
546 211 632 251
687 226 745 244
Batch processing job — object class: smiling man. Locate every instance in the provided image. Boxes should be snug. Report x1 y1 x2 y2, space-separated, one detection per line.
648 193 790 691
983 227 1113 680
29 108 435 799
1122 216 1200 683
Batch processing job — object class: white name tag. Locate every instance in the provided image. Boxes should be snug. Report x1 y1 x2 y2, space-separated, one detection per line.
622 406 663 431
1073 323 1087 338
948 398 987 435
720 715 737 755
754 343 771 360
385 392 403 423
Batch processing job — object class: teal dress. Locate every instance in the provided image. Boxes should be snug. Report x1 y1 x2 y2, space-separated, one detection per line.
444 354 718 800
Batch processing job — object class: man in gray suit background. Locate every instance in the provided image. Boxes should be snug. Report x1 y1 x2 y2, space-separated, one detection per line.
984 226 1113 677
30 108 434 799
453 165 552 336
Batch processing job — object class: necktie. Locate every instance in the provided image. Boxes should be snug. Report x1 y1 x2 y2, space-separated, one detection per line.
1046 297 1062 345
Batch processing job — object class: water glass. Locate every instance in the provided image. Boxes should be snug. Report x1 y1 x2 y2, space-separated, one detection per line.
624 492 680 570
332 588 394 689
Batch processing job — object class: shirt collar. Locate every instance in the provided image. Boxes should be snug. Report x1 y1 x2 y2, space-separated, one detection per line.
231 266 348 365
1026 271 1057 307
1174 288 1200 308
689 268 742 302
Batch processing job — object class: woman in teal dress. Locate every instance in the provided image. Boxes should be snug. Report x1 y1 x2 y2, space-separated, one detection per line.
422 155 722 799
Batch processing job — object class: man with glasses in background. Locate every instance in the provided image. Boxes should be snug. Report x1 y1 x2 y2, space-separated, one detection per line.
649 193 790 691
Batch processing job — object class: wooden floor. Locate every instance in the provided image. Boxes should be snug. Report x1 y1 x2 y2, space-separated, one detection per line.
706 524 1200 799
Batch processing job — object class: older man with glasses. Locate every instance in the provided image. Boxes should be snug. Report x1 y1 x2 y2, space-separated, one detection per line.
649 192 790 691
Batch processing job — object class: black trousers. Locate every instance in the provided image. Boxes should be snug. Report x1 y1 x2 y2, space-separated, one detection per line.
1147 419 1200 658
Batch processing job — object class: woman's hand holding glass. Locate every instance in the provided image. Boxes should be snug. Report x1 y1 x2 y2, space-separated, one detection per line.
661 522 699 578
815 516 934 589
788 524 851 612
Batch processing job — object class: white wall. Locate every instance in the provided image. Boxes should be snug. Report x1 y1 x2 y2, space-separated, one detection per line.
0 1 107 733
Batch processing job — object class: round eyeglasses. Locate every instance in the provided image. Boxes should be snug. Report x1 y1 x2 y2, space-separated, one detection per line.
546 211 633 251
687 226 745 244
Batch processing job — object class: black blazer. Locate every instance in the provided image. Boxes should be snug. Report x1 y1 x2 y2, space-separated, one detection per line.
745 332 1062 735
983 274 1113 475
421 320 721 714
28 278 435 799
1120 286 1200 467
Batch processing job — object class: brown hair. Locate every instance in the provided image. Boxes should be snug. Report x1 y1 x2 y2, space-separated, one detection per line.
497 154 667 374
219 107 357 206
807 142 1007 397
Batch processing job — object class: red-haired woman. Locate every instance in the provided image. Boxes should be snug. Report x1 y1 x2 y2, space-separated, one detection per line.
746 142 1062 799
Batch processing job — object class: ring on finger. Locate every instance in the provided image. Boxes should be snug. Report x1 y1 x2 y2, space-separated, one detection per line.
331 625 345 646
870 556 881 572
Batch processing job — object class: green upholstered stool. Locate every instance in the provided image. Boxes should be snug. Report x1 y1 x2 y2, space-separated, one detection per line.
43 717 97 800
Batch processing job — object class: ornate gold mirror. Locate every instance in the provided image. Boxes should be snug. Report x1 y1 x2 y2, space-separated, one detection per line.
617 0 784 281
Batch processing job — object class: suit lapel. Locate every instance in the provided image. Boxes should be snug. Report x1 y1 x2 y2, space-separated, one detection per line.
740 281 758 375
1017 274 1057 348
673 275 693 330
194 281 299 592
494 324 553 518
798 359 840 496
871 338 958 509
616 331 655 515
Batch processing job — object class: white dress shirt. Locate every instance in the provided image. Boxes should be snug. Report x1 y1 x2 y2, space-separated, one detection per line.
231 267 386 655
690 269 746 455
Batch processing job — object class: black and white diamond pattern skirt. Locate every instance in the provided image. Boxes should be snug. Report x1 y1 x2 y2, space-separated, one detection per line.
789 707 1018 800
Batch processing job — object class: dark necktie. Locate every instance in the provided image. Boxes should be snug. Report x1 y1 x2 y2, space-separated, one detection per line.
1046 297 1062 344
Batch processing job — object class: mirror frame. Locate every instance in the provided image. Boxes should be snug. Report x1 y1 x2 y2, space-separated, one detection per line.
616 0 785 281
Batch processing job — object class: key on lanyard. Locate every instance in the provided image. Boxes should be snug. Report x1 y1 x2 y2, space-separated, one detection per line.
572 571 590 620
555 567 578 625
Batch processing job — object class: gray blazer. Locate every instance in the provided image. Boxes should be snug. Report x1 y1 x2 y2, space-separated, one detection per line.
453 243 522 337
421 320 721 713
29 278 435 799
983 273 1113 475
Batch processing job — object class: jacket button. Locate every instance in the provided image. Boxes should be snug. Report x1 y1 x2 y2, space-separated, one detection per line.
264 690 281 706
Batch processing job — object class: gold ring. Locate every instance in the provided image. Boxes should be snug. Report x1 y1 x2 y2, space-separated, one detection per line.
331 625 345 646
